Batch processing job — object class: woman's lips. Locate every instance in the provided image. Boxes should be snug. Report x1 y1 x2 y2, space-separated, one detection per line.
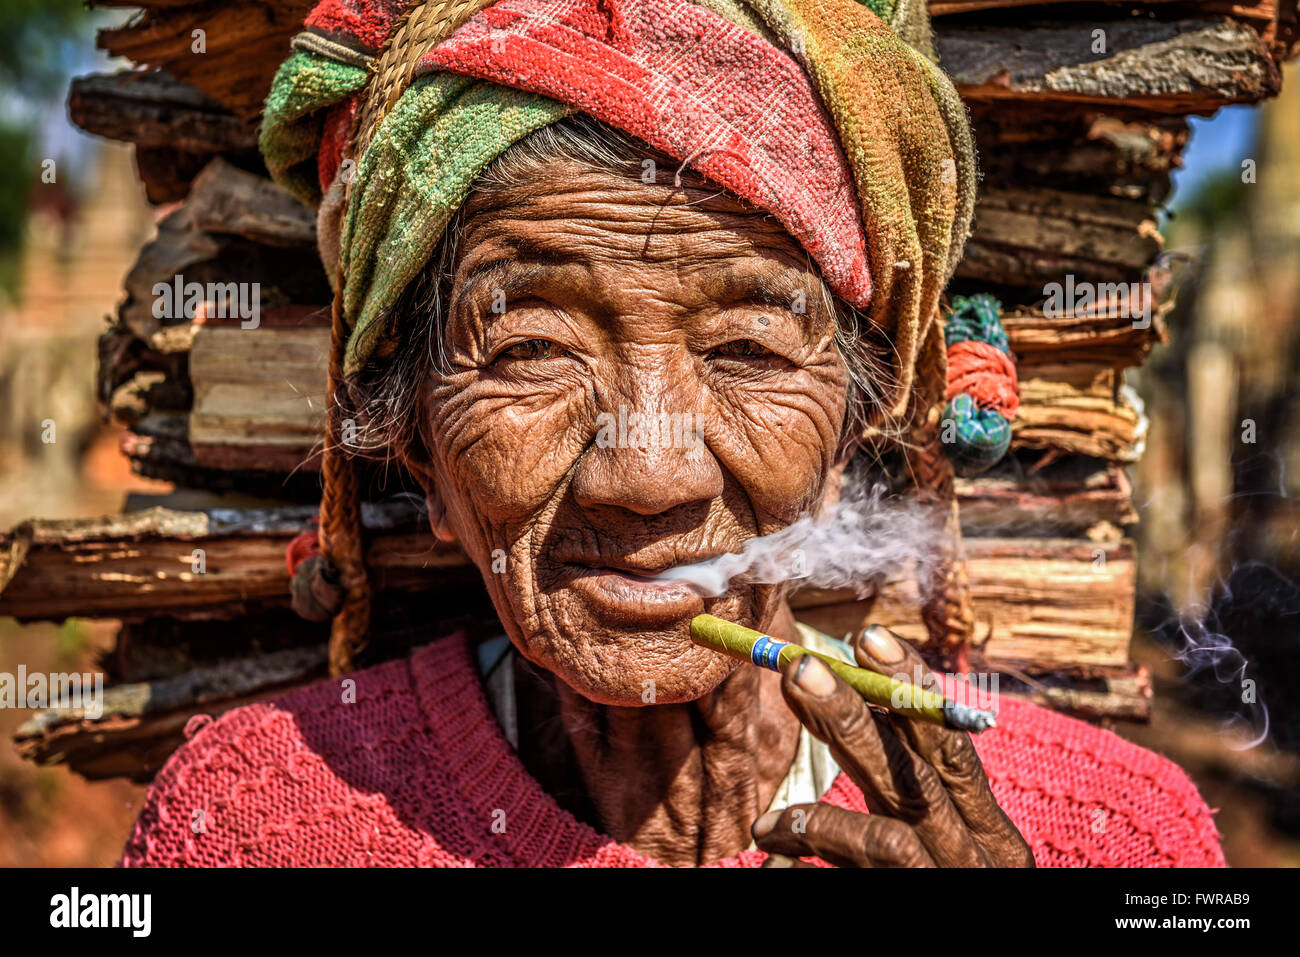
562 565 708 622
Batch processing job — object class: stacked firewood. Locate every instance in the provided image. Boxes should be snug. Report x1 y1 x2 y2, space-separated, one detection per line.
2 0 1297 781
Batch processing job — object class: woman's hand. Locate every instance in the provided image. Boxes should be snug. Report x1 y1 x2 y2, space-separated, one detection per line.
752 625 1034 867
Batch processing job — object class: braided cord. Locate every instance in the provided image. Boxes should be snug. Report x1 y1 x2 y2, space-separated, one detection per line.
319 291 371 675
313 0 497 674
350 0 497 159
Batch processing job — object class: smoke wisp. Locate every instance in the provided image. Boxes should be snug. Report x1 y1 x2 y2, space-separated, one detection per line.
656 482 948 597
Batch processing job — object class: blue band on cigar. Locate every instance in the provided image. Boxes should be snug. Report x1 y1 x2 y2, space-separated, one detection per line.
751 635 788 671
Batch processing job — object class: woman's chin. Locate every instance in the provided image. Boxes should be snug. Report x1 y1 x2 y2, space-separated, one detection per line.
499 565 782 704
516 597 749 706
551 643 738 706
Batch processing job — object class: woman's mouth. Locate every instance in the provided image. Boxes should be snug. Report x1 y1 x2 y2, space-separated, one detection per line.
558 562 712 623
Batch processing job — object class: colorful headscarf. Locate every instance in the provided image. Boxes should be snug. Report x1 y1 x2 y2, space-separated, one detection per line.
263 0 975 407
260 0 978 672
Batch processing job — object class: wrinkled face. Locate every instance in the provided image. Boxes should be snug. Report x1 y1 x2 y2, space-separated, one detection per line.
411 155 852 705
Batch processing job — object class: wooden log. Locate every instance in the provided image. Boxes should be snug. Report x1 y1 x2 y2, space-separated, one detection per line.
90 4 1292 119
929 0 1272 15
179 330 1149 470
954 458 1138 534
1013 364 1147 462
11 645 1151 783
0 504 468 622
120 201 222 342
969 110 1189 204
999 666 1153 722
189 315 328 470
67 70 259 153
936 17 1283 113
928 0 1299 63
134 145 214 204
118 418 279 490
959 537 1138 672
796 538 1138 673
1004 301 1167 368
958 187 1163 289
13 646 327 781
929 0 1280 31
68 71 263 204
96 0 316 120
186 157 316 247
11 563 1147 783
2 501 1136 675
115 200 329 345
98 316 192 416
112 277 1164 472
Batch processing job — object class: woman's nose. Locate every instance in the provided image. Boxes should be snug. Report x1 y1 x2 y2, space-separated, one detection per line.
571 411 724 516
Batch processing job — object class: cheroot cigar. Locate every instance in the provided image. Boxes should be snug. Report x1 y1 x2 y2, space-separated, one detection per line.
689 614 996 733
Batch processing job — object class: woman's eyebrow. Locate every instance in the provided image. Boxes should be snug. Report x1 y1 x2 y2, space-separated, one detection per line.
457 260 547 309
707 272 813 312
457 237 589 307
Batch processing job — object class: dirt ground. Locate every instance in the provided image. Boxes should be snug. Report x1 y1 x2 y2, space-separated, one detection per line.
0 616 145 867
1114 629 1300 867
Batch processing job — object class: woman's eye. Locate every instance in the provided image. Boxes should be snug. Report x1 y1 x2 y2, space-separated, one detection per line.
711 339 773 359
500 338 562 361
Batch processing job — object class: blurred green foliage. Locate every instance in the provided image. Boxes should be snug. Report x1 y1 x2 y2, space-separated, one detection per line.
0 0 93 100
1171 169 1252 237
0 0 96 296
55 618 89 671
0 124 30 294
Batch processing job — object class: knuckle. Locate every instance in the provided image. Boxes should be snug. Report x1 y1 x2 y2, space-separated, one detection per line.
801 685 878 745
934 733 984 785
913 768 949 807
831 693 877 740
863 818 920 866
782 804 815 835
1009 833 1036 868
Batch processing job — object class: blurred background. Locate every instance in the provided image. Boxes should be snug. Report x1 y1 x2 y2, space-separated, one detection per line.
1 2 1297 866
0 0 161 866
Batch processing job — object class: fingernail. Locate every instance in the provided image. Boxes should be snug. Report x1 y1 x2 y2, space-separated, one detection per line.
860 625 905 664
795 655 837 698
752 810 782 839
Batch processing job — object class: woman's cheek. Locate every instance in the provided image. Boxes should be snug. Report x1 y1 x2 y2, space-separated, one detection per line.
706 377 846 523
430 375 591 521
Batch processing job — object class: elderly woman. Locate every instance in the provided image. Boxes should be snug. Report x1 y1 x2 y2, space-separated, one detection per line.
121 0 1224 867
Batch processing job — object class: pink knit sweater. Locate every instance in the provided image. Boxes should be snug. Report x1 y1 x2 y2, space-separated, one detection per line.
120 632 1226 867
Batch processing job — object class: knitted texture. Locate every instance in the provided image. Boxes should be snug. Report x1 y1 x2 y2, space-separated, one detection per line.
338 72 570 371
736 0 968 422
120 632 1226 868
260 50 367 207
942 293 1019 474
305 0 408 49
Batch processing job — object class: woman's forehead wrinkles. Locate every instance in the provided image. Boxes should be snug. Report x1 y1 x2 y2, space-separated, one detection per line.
477 178 774 238
461 215 804 283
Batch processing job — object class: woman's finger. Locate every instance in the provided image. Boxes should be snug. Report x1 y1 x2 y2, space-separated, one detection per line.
753 802 935 868
854 625 1035 868
781 654 984 867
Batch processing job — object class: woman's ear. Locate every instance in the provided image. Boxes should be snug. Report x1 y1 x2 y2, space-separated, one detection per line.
820 458 849 515
399 439 460 545
427 492 458 543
